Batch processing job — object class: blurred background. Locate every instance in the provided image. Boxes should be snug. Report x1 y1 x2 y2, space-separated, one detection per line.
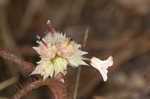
0 0 150 99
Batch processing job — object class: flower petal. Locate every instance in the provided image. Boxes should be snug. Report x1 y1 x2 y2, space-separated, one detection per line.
76 50 88 56
68 55 88 67
32 47 40 54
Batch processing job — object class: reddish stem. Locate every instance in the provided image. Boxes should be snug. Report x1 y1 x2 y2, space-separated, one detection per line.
48 24 54 37
49 84 65 99
49 74 66 99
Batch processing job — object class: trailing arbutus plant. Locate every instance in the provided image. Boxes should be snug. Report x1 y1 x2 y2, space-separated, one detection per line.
0 20 113 99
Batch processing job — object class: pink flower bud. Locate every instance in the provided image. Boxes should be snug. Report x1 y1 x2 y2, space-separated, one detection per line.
40 42 56 59
56 40 75 57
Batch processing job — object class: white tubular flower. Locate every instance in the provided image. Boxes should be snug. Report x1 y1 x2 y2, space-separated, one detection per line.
31 59 54 79
53 57 68 76
90 56 113 81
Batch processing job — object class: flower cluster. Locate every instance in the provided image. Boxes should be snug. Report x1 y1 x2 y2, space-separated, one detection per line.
31 21 113 81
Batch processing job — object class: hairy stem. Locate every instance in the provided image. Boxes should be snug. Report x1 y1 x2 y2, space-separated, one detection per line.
0 48 34 72
10 77 65 99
